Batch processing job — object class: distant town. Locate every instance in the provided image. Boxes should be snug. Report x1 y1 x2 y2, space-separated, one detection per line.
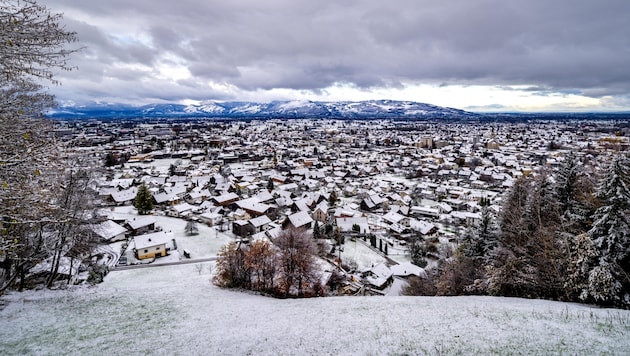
49 116 629 296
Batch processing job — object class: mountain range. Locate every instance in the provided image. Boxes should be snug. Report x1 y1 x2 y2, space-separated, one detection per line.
47 100 477 120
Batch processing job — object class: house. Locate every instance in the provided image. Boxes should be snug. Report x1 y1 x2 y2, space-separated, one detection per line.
212 192 240 206
93 220 128 242
235 197 274 218
199 211 223 226
126 216 157 236
390 262 427 278
409 219 437 235
232 219 253 238
312 201 329 223
133 231 172 260
167 202 195 218
411 206 440 218
153 191 178 205
382 211 406 226
278 182 299 193
362 263 393 290
360 194 383 211
109 187 137 205
450 211 481 226
249 215 273 233
283 210 313 230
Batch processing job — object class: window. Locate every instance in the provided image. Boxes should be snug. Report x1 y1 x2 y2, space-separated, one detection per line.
156 247 160 250
144 249 148 253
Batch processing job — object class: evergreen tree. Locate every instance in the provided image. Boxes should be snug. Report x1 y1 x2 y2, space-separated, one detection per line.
460 204 498 264
408 235 428 268
312 220 321 239
554 152 595 232
133 183 154 215
499 177 529 249
587 153 630 307
104 152 117 167
565 233 599 302
328 189 338 207
185 220 199 235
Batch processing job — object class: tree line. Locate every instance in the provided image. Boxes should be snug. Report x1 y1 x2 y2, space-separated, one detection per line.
406 151 630 309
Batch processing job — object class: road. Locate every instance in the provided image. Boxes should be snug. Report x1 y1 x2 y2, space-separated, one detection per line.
110 256 217 271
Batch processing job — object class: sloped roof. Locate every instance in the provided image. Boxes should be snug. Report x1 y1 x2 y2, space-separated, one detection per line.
249 215 272 228
409 218 436 235
110 187 137 203
127 216 157 230
213 192 239 204
93 220 128 240
236 197 271 214
288 210 313 228
390 262 427 278
133 231 172 250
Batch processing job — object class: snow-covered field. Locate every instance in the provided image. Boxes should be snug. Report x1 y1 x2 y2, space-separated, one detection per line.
2 263 629 355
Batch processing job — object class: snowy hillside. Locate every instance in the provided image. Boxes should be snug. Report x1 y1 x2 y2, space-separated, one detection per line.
47 100 477 120
1 263 628 355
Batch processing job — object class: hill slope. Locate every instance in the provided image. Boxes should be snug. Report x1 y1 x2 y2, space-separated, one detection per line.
47 100 477 120
1 263 628 355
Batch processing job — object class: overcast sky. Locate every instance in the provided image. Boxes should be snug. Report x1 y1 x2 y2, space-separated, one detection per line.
43 0 630 112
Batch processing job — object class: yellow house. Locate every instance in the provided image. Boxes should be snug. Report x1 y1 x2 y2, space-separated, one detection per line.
133 231 172 260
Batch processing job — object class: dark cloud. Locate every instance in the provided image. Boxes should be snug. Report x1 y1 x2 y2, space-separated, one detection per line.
44 0 630 107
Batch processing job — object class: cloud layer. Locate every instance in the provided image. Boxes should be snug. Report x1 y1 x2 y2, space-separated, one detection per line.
44 0 630 110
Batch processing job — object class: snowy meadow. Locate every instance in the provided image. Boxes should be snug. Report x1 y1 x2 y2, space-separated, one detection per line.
2 263 629 355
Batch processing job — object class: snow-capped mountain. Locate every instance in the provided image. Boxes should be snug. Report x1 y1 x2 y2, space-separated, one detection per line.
47 100 477 119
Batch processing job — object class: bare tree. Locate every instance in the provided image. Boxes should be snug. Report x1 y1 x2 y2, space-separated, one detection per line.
45 167 98 288
212 242 249 289
0 0 80 293
273 227 320 297
244 239 278 293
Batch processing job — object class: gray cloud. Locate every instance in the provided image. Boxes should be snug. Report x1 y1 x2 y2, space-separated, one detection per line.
44 0 630 107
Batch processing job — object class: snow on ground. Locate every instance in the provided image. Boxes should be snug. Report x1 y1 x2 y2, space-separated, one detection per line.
2 263 629 355
104 206 233 263
339 238 387 270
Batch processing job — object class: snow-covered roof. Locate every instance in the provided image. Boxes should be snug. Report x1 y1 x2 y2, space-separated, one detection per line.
127 216 157 230
93 220 128 240
390 262 427 278
154 191 177 204
236 197 271 214
382 211 405 224
213 192 239 204
409 219 436 235
249 215 272 228
133 231 172 250
110 187 137 203
287 210 313 228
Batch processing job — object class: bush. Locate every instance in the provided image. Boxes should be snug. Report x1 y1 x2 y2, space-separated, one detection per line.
87 264 109 285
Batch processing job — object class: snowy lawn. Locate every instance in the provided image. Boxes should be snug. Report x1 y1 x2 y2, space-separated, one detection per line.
104 206 234 261
2 263 629 355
